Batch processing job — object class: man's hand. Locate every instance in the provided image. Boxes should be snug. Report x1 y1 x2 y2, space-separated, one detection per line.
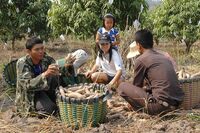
65 53 76 64
42 64 59 78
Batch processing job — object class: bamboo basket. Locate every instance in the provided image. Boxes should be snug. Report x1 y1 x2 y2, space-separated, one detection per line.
179 77 200 109
57 83 107 129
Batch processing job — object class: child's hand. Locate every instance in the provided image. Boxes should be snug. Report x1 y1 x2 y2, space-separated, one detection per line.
112 41 119 46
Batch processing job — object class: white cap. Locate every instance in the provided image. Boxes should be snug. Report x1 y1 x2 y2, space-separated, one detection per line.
72 49 89 75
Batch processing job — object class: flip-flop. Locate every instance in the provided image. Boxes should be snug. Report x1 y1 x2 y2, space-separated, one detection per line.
103 90 113 102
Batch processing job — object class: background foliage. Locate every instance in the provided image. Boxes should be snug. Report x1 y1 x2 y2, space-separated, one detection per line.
0 0 51 49
1 0 199 53
142 0 200 53
48 0 147 39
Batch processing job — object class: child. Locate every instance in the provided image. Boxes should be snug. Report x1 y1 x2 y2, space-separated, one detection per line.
86 33 125 88
96 13 120 50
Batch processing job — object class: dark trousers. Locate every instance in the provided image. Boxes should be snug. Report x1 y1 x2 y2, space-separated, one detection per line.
117 82 171 115
34 76 58 115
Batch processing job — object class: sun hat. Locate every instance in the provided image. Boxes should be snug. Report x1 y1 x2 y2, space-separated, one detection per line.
126 41 140 59
72 49 88 68
72 49 89 75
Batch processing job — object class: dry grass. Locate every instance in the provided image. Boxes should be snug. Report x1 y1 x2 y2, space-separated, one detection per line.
0 36 200 132
155 40 200 74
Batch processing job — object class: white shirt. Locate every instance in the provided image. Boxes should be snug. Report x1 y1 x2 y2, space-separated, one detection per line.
95 49 126 78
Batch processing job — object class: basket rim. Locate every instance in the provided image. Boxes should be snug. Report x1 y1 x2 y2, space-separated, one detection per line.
57 83 107 104
179 77 200 83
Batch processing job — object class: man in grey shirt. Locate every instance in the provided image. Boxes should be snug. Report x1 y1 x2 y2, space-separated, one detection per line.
117 29 184 115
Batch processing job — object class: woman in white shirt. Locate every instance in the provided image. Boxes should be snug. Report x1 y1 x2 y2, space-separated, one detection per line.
85 33 125 88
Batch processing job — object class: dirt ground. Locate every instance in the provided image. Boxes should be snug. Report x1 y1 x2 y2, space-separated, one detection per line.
0 40 200 133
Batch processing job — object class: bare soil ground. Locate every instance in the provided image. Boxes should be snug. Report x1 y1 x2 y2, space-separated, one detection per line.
0 39 200 133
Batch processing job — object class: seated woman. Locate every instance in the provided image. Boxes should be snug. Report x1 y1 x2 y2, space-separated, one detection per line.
85 33 125 88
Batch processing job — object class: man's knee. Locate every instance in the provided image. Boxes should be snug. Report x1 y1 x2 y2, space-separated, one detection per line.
34 91 58 115
36 101 57 115
47 75 58 88
47 75 58 83
45 103 58 114
117 82 128 94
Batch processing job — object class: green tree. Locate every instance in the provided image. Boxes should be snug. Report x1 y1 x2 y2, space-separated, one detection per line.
142 0 200 53
0 0 51 50
47 0 147 39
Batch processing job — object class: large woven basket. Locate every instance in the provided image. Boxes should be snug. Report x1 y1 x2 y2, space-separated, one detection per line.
57 83 107 129
179 77 200 109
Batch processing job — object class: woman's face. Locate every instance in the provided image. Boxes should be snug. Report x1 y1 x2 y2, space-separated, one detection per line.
104 18 114 30
99 43 111 54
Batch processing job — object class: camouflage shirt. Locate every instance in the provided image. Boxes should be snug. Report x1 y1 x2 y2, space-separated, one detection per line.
15 53 55 115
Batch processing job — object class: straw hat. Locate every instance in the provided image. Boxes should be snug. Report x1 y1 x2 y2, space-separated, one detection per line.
126 41 140 59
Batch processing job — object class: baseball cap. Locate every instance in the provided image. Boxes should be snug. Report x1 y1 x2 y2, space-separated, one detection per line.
99 33 111 44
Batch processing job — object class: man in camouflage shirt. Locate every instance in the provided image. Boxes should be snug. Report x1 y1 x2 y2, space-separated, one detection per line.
16 37 59 116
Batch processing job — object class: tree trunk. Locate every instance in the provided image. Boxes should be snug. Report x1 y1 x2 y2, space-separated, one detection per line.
185 42 192 54
11 37 15 51
154 37 159 45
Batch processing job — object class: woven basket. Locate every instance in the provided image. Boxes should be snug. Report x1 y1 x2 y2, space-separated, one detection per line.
57 83 107 129
2 59 18 87
179 77 200 109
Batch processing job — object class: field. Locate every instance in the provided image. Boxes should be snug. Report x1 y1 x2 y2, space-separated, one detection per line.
0 38 200 133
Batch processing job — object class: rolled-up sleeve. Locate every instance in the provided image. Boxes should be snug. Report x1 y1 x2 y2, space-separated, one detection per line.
95 56 101 67
112 51 123 71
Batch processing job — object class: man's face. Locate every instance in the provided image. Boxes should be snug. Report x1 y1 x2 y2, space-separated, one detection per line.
28 43 44 61
136 42 143 54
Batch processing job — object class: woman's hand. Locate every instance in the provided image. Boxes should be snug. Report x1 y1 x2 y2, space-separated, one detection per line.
106 82 116 91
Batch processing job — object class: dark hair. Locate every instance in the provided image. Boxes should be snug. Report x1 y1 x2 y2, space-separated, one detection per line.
103 13 116 28
25 37 43 50
98 46 114 63
135 29 153 49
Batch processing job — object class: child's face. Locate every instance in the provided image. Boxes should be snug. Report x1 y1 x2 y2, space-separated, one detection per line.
104 18 114 30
